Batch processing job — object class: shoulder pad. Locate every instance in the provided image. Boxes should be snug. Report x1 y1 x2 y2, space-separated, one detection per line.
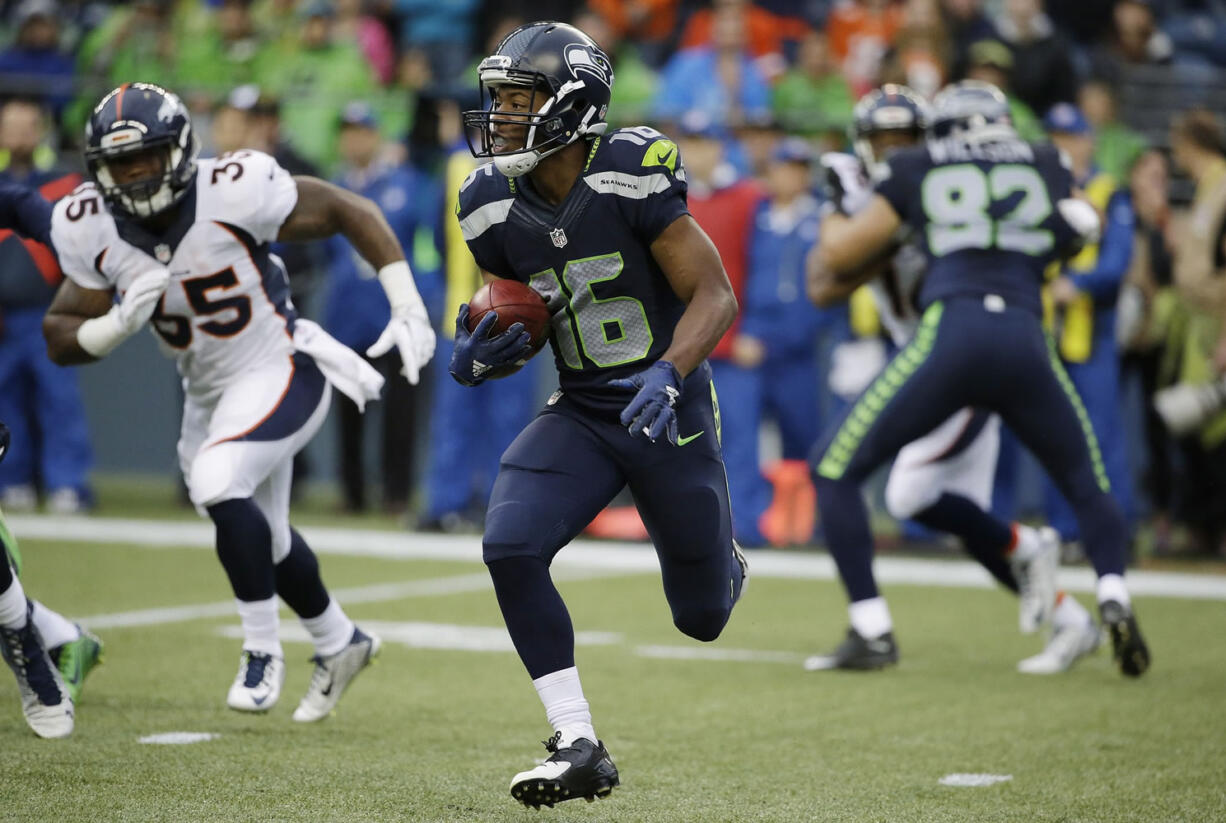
598 127 681 176
50 182 112 253
456 161 512 220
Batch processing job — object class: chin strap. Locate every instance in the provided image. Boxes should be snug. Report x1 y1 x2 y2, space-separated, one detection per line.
494 140 573 178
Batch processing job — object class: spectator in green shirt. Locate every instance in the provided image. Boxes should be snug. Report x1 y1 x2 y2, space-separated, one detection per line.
573 9 658 129
174 0 266 108
67 0 178 134
253 0 377 174
1079 78 1148 182
964 39 1044 142
772 30 855 139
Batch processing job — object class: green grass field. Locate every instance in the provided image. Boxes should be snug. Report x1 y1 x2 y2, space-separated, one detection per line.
1 521 1224 822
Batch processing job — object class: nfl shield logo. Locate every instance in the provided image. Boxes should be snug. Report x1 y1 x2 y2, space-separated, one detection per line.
550 227 568 248
155 243 171 263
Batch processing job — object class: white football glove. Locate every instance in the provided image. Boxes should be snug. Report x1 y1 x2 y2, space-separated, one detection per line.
77 267 170 357
820 152 873 216
1154 378 1226 436
365 261 436 385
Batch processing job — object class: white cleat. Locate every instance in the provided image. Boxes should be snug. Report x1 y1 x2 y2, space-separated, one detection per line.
226 651 285 712
1018 619 1102 674
292 628 381 723
1 610 74 738
1013 526 1060 634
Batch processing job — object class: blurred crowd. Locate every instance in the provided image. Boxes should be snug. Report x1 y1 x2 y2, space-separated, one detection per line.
0 0 1224 558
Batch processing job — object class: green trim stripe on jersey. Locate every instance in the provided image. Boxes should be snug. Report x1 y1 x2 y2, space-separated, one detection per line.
0 507 21 576
817 302 945 480
1045 334 1112 493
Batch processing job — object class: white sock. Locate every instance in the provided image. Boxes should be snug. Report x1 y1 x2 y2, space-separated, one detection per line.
1052 592 1092 630
0 575 28 630
848 596 892 639
235 598 282 658
1096 574 1131 608
533 666 596 746
300 598 354 657
30 601 80 648
1010 524 1041 561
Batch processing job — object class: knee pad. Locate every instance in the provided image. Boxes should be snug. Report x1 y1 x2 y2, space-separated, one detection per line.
482 501 567 564
884 468 939 521
187 444 247 510
672 605 730 643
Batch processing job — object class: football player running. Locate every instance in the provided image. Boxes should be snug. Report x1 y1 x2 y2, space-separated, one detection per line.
810 80 1149 679
0 420 102 738
40 83 436 719
453 22 746 808
806 85 1100 675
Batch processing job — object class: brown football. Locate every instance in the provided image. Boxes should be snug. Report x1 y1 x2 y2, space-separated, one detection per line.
465 279 552 376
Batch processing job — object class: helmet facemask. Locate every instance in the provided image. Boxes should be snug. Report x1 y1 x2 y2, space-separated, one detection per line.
463 53 609 178
85 124 199 219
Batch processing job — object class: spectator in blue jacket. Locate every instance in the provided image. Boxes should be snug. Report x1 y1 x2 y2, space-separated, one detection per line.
651 2 771 127
0 2 75 119
324 102 442 513
0 99 92 513
1042 103 1137 541
393 0 480 94
722 138 832 546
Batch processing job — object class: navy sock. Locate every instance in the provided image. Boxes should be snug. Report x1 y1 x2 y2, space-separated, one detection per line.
913 493 1018 592
487 556 575 679
207 498 275 601
0 554 12 592
813 475 879 602
275 529 331 620
1072 492 1128 578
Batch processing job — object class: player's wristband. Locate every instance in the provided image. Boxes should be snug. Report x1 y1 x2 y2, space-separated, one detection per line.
377 260 423 312
76 307 127 358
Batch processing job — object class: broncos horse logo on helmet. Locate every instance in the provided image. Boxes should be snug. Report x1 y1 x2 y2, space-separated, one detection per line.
851 84 930 175
929 80 1014 142
463 21 614 178
84 82 199 219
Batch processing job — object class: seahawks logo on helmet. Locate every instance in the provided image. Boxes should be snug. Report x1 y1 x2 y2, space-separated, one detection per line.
564 44 612 89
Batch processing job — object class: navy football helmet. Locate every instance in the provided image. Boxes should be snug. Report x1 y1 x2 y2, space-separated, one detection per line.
84 82 199 219
463 21 614 178
930 80 1014 142
851 84 929 172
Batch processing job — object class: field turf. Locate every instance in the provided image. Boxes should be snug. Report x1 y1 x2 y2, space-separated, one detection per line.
0 520 1223 822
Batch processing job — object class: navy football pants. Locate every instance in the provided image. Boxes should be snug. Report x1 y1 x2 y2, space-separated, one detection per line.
812 297 1127 604
483 364 742 678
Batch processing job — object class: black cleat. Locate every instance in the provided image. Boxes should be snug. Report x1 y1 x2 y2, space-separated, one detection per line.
509 733 620 809
803 627 899 671
1099 600 1150 677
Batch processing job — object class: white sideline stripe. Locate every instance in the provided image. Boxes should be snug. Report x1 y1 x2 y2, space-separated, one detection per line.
217 622 802 664
217 621 623 653
76 569 609 630
11 514 1226 601
138 732 219 745
939 773 1013 787
635 645 805 665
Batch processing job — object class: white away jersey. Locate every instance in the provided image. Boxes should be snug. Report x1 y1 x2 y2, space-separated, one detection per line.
51 150 300 395
824 151 925 347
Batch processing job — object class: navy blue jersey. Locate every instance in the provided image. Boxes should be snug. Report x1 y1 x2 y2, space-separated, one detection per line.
457 126 690 412
875 137 1079 313
0 181 54 248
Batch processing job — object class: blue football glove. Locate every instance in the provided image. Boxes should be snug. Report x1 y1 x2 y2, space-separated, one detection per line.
609 361 683 444
448 304 532 386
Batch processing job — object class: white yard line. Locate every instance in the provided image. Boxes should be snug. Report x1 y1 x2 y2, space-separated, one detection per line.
78 569 609 630
12 514 1226 601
